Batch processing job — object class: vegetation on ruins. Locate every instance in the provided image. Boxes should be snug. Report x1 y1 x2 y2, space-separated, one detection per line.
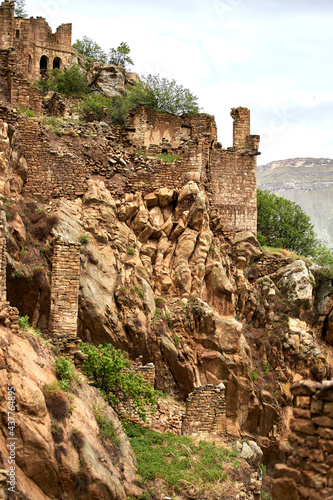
72 36 107 63
108 41 134 69
37 67 90 96
126 74 200 116
13 0 27 18
80 93 128 125
79 343 157 420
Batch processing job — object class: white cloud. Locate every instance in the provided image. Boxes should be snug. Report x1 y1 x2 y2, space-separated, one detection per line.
25 0 333 164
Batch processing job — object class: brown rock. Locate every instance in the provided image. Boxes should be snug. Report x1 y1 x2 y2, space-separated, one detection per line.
290 418 316 435
272 477 299 500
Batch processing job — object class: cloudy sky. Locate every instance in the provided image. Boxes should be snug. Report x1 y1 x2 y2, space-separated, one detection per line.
25 0 333 165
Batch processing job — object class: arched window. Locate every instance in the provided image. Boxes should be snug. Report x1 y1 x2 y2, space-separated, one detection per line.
53 57 61 70
40 55 48 76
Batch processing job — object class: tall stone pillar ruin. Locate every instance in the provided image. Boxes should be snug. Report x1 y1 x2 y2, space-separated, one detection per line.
49 240 81 336
0 216 6 309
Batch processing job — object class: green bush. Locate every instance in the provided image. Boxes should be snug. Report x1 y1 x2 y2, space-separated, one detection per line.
126 74 200 116
18 315 29 329
37 67 89 96
80 94 128 125
80 233 89 244
54 357 79 391
79 343 157 420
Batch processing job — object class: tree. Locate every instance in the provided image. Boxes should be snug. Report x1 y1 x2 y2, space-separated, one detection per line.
72 36 107 63
257 188 317 255
79 343 157 421
13 0 27 17
126 74 200 116
108 42 134 69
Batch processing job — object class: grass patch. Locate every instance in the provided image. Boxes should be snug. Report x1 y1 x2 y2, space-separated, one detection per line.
156 153 180 163
124 424 237 495
92 402 120 446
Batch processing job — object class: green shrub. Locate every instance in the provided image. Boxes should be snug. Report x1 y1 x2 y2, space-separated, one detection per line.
80 93 128 125
127 247 135 255
37 67 89 96
18 315 29 329
173 333 180 346
54 357 79 391
79 343 157 420
250 370 258 381
80 233 89 244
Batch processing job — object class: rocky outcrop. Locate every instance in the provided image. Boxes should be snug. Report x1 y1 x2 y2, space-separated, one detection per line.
0 325 140 500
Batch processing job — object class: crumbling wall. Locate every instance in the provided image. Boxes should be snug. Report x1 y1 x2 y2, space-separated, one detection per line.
0 1 72 82
272 380 333 500
49 240 81 336
182 384 227 437
209 108 260 233
125 106 217 149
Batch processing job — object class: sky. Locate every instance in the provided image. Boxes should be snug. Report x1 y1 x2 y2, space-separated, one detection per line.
24 0 333 165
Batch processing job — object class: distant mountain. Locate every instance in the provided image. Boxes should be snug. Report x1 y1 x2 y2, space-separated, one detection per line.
257 158 333 248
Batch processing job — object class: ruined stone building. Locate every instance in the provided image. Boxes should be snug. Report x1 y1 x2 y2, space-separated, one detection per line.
0 0 72 81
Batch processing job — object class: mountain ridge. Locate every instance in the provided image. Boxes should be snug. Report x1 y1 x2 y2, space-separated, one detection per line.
257 157 333 247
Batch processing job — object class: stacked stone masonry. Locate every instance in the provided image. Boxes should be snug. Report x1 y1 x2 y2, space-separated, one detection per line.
0 1 72 83
182 384 227 437
0 216 6 307
49 241 81 336
272 380 333 500
0 101 260 234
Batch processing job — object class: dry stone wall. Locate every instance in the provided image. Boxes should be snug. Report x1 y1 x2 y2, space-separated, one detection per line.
182 383 227 437
0 216 6 307
49 240 81 336
0 1 72 83
272 380 333 500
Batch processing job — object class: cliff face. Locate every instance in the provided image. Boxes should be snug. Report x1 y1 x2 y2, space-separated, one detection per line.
1 98 333 498
0 325 140 500
257 157 333 247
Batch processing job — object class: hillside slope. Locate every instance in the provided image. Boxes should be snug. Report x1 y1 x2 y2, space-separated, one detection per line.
257 158 333 247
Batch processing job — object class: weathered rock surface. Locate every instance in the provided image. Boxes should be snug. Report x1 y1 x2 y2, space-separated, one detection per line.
0 325 140 500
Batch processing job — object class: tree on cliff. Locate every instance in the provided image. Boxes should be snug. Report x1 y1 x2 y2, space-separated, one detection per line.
13 0 27 17
108 42 134 69
72 36 107 63
127 74 200 116
257 188 317 255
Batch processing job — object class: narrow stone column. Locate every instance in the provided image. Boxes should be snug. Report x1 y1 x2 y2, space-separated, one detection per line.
49 240 81 336
231 106 251 149
181 383 227 437
0 217 6 308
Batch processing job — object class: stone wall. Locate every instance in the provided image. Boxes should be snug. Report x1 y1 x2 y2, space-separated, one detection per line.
0 215 6 307
0 1 72 82
49 240 81 336
182 383 227 437
125 106 217 149
272 380 333 500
